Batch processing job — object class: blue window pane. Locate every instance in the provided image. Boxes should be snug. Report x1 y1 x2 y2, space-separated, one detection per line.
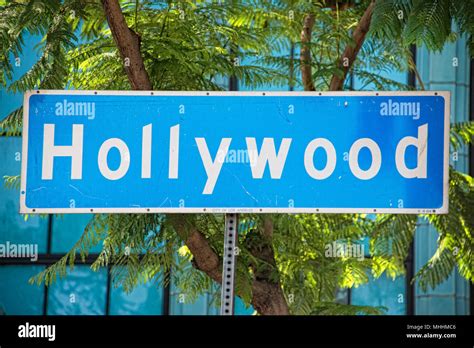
170 278 219 315
240 53 294 91
234 296 254 315
170 291 219 315
170 263 253 315
170 294 255 315
0 265 45 315
351 273 406 315
47 266 107 315
416 296 457 315
170 261 220 315
170 293 253 315
51 214 101 253
109 274 164 315
0 35 42 118
170 280 253 315
335 288 349 305
0 137 48 253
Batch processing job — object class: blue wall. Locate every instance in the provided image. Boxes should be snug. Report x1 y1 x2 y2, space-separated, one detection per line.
0 34 254 316
414 35 471 315
0 27 470 316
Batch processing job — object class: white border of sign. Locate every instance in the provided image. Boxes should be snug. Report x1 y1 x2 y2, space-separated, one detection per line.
20 90 450 214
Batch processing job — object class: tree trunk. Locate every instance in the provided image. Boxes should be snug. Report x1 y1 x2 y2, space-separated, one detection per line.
301 1 375 92
101 0 152 90
249 217 289 315
300 14 316 91
252 280 289 315
102 0 289 315
169 214 290 315
329 0 375 91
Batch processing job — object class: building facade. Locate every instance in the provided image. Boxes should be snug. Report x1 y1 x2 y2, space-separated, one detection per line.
0 32 471 316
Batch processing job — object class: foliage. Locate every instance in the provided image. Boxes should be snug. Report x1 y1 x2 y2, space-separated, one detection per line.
1 0 473 315
3 174 20 190
451 121 474 151
371 0 474 53
311 302 387 315
416 170 474 291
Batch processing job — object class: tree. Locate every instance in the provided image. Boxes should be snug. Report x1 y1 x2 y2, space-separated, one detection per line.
1 0 473 315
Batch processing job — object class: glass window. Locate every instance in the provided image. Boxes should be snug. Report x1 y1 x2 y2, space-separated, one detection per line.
0 34 42 118
109 269 164 315
51 214 101 254
0 265 45 315
351 273 406 315
170 291 219 315
170 280 253 315
47 266 107 315
335 288 350 305
234 296 254 315
0 137 48 253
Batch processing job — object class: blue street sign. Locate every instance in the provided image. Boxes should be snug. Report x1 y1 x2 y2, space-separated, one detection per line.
20 90 449 214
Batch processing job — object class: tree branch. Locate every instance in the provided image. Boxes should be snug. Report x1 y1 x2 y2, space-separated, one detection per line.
301 1 358 92
329 0 375 91
167 214 222 282
251 279 290 315
101 0 152 90
170 214 289 315
102 0 289 314
300 13 316 91
408 50 426 90
244 216 290 314
252 217 289 314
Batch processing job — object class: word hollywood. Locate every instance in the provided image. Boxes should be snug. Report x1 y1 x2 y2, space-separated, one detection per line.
41 122 429 194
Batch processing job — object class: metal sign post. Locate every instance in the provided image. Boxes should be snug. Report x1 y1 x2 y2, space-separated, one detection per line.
19 89 451 315
220 213 238 315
